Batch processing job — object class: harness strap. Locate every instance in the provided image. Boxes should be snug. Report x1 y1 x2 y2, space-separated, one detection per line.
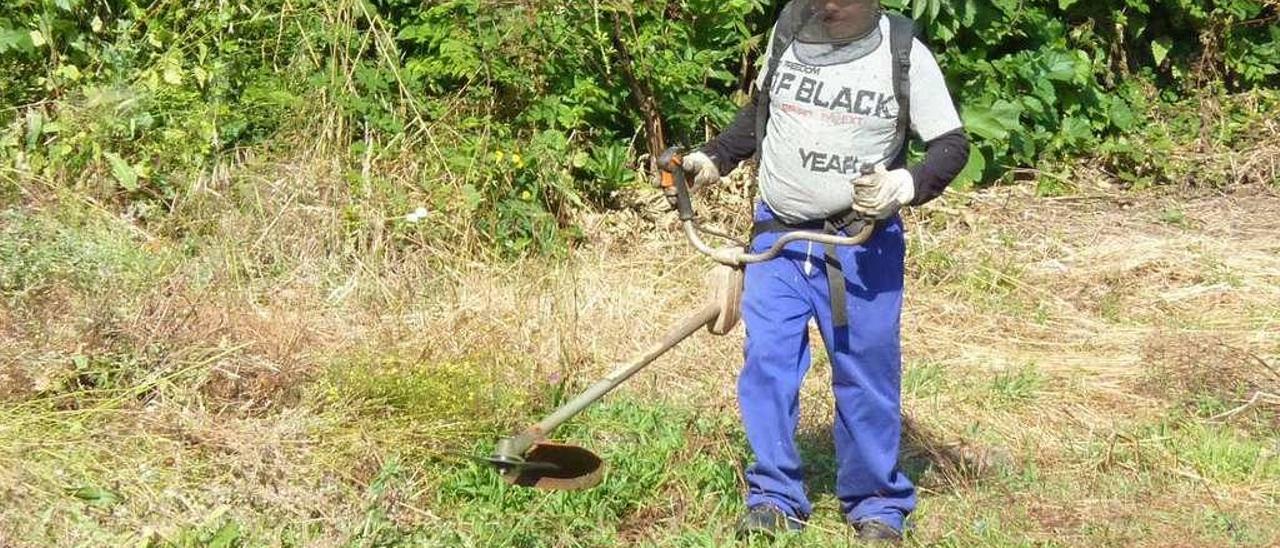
754 1 807 160
886 13 915 169
750 211 873 328
822 226 848 328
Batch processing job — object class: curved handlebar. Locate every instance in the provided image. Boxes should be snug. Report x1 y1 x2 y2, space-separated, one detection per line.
683 221 874 266
658 146 877 266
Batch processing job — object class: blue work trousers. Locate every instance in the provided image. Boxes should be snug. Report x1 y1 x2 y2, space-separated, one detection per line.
738 203 915 530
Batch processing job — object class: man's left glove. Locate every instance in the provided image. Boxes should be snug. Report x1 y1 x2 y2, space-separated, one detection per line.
852 165 915 220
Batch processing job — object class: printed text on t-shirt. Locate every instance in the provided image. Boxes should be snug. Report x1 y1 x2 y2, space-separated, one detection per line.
772 70 897 120
799 148 863 175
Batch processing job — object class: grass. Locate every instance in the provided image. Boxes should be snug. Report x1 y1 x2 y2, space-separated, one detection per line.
2 157 1280 546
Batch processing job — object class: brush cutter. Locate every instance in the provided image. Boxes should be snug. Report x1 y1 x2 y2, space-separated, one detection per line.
461 148 876 490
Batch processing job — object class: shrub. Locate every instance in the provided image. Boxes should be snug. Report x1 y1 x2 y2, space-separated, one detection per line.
2 0 1277 253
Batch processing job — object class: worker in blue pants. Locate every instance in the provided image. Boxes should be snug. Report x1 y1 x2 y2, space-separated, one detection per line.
677 0 970 541
739 203 913 532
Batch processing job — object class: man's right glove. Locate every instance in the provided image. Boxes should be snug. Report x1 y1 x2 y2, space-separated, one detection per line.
681 151 721 188
852 165 915 220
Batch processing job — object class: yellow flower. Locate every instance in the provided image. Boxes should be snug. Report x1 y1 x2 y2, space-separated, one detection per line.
512 153 524 168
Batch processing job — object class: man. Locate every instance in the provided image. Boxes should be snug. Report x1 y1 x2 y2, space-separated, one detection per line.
681 0 969 542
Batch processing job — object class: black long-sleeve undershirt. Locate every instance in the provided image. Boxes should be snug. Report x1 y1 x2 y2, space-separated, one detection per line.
906 128 968 205
701 95 761 176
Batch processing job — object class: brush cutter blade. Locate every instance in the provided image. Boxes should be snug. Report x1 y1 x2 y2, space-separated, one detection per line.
501 442 604 491
451 452 564 475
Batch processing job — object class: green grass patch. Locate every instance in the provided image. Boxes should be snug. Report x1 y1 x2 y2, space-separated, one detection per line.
423 398 712 546
907 239 962 288
1158 206 1190 228
1086 417 1280 486
904 360 950 400
316 354 532 449
1171 423 1280 484
988 364 1046 408
0 205 169 301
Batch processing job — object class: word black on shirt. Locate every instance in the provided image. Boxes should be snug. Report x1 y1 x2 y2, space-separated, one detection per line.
774 72 896 120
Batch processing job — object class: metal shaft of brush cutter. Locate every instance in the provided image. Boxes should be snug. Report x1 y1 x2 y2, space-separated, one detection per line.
493 302 720 465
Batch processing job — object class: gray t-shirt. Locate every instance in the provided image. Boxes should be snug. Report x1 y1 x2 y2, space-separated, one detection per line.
757 17 963 224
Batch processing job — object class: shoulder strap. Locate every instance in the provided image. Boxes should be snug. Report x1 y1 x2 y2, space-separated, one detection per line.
753 0 807 160
765 0 807 91
886 12 915 167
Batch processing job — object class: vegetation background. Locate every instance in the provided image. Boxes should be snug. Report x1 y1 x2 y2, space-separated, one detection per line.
1 0 1278 546
4 0 1278 252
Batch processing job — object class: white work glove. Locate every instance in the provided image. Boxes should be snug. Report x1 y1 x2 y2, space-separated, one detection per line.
852 165 915 220
681 151 721 187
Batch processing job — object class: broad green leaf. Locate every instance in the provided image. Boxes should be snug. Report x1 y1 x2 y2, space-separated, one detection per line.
962 100 1023 141
963 108 1008 141
1058 116 1094 146
25 110 43 150
70 486 121 508
1108 97 1137 131
163 65 183 86
104 152 140 192
1041 50 1078 82
55 63 82 82
0 27 34 53
1152 37 1172 66
954 142 987 187
209 521 241 548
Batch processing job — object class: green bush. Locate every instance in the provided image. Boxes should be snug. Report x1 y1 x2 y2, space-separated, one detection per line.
894 0 1280 183
2 0 1277 254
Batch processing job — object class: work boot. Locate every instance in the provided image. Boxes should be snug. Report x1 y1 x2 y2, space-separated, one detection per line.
853 519 904 544
735 504 803 539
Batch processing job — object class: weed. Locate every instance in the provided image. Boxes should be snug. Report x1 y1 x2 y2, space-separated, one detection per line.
1035 175 1075 198
904 360 949 400
1096 288 1126 323
167 520 245 548
1200 252 1245 288
1159 206 1189 228
316 354 530 452
908 241 961 288
0 207 166 301
988 364 1045 407
1171 423 1280 484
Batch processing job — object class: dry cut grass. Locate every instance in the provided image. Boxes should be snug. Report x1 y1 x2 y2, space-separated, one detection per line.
0 155 1278 545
